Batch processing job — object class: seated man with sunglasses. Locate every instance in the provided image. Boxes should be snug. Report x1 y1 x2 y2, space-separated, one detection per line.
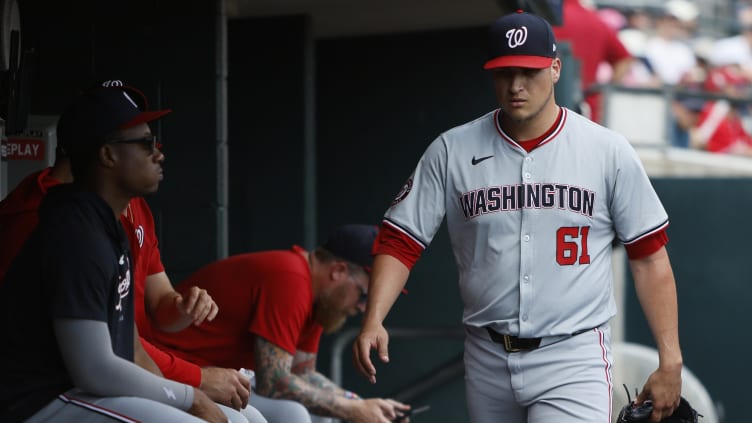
151 224 411 423
0 82 264 423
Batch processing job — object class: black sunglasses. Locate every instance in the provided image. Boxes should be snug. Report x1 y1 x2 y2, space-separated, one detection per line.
107 134 162 154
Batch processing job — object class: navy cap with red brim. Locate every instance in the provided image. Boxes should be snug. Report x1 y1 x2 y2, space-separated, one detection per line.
483 10 558 71
483 55 554 70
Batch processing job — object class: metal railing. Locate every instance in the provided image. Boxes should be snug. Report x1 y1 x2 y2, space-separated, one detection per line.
329 326 465 422
597 83 752 148
329 326 465 388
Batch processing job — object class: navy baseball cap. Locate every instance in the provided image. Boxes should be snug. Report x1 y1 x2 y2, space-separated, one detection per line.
483 10 558 70
57 82 171 155
323 224 379 272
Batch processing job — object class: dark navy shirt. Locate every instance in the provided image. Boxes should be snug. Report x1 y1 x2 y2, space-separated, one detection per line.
0 184 134 422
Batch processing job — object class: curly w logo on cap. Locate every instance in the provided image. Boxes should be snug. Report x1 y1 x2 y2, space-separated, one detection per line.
506 26 528 49
484 10 557 70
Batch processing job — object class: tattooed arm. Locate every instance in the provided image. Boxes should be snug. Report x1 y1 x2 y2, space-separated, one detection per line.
292 350 354 397
253 335 406 421
254 335 351 417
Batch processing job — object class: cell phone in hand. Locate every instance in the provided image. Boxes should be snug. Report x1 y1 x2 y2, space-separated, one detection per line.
393 404 431 422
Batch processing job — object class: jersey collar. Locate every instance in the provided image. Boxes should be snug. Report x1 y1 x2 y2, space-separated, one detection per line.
494 107 567 152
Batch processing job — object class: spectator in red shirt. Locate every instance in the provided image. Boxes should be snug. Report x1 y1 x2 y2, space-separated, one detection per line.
690 65 752 155
552 0 633 123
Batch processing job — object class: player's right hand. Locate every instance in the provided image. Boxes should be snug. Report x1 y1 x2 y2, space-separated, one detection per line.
353 323 390 384
200 367 251 410
189 388 228 423
176 285 219 326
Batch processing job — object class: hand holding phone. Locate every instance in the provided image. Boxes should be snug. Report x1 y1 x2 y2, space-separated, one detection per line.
393 405 431 422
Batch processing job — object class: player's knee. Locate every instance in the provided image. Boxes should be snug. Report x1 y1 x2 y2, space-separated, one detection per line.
255 398 311 423
280 401 311 423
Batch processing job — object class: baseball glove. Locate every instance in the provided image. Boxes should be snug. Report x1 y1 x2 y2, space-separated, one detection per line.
617 385 701 423
666 397 701 422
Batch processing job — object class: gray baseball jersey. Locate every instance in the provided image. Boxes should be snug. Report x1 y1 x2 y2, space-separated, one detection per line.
384 107 668 338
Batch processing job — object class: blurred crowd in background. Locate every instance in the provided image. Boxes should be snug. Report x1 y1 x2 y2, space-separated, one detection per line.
565 0 752 156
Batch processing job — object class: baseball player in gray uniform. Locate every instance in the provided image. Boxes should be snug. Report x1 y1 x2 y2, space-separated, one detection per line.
353 10 684 423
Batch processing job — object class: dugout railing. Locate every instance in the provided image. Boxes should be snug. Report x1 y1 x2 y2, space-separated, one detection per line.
599 83 752 149
329 326 465 421
598 84 752 177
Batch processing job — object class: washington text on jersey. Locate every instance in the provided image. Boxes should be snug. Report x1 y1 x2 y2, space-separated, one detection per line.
459 182 595 220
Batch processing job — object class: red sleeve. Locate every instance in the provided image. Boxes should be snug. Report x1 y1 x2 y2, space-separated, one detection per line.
624 228 668 260
371 222 425 270
124 198 165 277
138 198 165 276
146 243 165 276
603 22 631 65
141 336 202 387
122 198 166 341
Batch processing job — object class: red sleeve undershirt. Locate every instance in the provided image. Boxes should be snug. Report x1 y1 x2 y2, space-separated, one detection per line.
371 222 425 270
372 221 668 269
141 337 202 387
624 229 668 260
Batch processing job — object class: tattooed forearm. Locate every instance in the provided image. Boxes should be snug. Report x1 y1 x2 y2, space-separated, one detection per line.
277 371 341 416
291 350 316 374
254 336 351 418
293 351 345 393
302 371 344 393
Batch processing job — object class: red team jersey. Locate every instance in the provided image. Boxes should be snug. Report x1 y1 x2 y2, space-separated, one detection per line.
0 168 201 386
152 246 324 371
121 197 165 341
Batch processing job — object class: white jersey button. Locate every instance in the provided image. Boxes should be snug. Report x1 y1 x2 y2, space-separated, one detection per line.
524 172 531 179
522 315 528 321
525 157 531 162
523 275 530 283
523 234 530 242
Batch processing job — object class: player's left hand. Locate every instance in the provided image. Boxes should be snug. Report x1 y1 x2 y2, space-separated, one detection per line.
635 365 682 422
176 286 219 326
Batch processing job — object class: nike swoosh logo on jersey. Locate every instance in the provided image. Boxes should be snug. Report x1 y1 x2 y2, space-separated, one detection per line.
471 155 494 165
